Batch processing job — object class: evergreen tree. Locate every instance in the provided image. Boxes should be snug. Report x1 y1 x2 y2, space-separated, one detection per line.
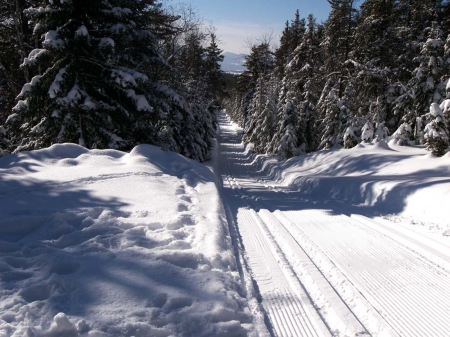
317 82 353 149
274 21 291 78
270 88 300 159
0 0 33 122
289 10 306 54
238 42 274 129
245 75 278 153
166 26 217 161
6 0 175 152
204 33 225 102
393 21 446 144
322 0 358 96
425 102 449 156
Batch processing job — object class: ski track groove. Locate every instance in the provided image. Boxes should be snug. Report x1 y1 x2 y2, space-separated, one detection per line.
258 209 370 337
298 215 439 337
221 137 329 335
282 210 450 336
216 112 450 337
237 203 327 337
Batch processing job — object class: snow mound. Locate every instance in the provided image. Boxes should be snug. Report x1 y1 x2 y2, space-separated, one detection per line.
372 139 395 151
249 138 450 230
0 145 253 336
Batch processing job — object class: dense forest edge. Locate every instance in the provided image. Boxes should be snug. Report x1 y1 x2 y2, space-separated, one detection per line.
0 0 225 162
1 0 450 162
225 0 450 158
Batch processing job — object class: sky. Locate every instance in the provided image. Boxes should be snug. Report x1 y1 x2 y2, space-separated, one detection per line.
168 0 332 54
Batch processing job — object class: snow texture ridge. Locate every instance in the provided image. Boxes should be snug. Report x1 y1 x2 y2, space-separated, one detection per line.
0 144 253 336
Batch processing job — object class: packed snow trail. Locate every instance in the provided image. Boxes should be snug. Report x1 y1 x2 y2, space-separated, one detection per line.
214 111 450 337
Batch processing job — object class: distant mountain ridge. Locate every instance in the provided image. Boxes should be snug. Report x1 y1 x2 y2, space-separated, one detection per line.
220 52 246 74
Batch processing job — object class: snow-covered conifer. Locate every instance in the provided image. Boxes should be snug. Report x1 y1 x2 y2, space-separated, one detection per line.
7 0 175 152
394 21 445 144
318 87 342 149
425 102 449 156
361 120 374 143
391 123 414 145
204 33 225 101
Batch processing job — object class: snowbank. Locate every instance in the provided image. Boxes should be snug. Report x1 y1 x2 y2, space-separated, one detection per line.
0 144 253 336
248 141 450 233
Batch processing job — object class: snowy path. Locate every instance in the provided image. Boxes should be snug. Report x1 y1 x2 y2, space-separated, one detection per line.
215 111 450 337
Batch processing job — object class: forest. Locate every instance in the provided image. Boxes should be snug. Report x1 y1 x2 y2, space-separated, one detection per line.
0 0 224 162
1 0 450 161
226 0 450 158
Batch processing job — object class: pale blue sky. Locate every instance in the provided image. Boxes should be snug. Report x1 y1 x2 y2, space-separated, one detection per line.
169 0 332 54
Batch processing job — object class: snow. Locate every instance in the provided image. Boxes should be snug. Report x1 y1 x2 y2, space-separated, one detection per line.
111 7 133 16
30 117 47 134
430 102 443 117
18 75 42 98
75 25 88 37
43 30 64 49
215 111 450 337
12 100 28 112
125 89 153 112
109 24 126 34
57 85 84 106
0 144 253 336
425 38 443 49
21 49 47 67
231 122 450 231
49 67 67 99
99 38 115 48
111 68 148 87
2 110 450 336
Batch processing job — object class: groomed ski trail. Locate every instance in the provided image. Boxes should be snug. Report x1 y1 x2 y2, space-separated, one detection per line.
215 111 450 337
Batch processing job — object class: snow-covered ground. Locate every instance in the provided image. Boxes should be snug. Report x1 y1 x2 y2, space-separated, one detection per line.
215 111 450 337
0 144 253 336
2 110 450 337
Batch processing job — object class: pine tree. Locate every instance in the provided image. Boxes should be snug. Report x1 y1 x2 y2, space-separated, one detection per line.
270 90 300 159
6 0 175 152
425 102 449 156
274 21 291 78
393 20 445 144
322 0 358 96
0 0 33 122
289 10 306 54
204 33 225 102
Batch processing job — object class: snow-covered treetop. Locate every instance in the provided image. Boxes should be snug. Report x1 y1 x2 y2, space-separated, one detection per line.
430 102 443 117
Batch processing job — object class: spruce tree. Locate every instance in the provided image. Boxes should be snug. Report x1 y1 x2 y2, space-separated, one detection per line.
317 82 353 150
425 102 449 156
274 21 291 78
270 90 300 159
289 10 306 54
0 0 33 123
7 0 174 152
204 33 225 102
393 21 445 144
323 0 357 96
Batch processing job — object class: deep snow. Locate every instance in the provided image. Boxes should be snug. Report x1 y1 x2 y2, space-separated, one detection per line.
0 144 253 337
247 138 450 234
1 112 450 336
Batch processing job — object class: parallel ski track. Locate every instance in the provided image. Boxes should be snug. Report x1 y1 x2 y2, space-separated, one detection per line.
236 209 328 337
217 112 450 337
219 118 330 336
282 210 450 337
